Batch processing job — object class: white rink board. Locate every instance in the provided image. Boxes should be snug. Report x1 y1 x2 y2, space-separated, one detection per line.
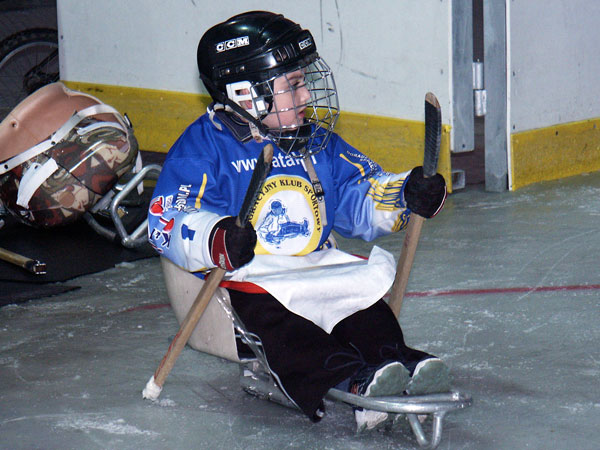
509 0 600 132
57 0 451 122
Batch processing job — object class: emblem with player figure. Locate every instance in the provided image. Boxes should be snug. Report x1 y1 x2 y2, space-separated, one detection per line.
257 199 310 248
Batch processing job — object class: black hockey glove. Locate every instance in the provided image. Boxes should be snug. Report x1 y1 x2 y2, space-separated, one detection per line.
404 166 447 218
209 217 257 271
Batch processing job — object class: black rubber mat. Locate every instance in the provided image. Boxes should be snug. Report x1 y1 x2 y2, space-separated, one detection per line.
0 204 156 307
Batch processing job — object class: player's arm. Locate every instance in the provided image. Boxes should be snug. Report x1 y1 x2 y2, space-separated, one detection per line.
330 137 445 241
148 155 255 273
147 155 220 271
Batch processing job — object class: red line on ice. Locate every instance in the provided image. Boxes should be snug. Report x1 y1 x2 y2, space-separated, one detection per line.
403 284 600 298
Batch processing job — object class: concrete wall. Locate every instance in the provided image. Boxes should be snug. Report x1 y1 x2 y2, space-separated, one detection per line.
57 0 452 121
56 0 600 191
508 0 600 189
509 0 600 132
57 0 455 189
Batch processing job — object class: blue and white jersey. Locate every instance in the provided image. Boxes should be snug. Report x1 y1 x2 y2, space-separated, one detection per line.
148 110 412 274
148 109 415 330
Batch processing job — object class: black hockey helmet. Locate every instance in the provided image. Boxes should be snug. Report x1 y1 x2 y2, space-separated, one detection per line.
197 11 339 157
197 11 316 100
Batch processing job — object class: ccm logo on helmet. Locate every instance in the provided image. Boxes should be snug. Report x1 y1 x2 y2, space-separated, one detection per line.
216 36 250 53
298 37 313 50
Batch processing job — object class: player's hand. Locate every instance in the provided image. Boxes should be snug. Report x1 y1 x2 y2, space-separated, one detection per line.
404 166 447 218
209 217 257 271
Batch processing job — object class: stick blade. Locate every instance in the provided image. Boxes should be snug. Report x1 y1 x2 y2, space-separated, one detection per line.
423 92 442 177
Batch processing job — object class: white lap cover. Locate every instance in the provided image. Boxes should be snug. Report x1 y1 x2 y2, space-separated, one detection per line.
228 246 396 333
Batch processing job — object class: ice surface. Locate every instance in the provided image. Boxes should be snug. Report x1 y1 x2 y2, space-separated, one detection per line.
2 175 600 449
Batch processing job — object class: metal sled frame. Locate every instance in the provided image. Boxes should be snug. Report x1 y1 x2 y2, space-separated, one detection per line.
83 163 162 248
160 257 472 449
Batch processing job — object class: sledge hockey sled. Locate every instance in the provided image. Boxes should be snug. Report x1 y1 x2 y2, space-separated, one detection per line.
161 257 472 449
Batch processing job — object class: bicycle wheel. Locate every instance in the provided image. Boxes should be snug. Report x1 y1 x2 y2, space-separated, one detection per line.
0 28 58 121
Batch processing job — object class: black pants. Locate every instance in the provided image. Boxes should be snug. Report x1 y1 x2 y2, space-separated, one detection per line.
228 290 431 419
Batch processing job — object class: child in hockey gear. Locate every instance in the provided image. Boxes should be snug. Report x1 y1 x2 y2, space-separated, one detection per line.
148 11 449 431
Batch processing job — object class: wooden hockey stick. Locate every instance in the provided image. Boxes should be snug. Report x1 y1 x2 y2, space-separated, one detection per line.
143 144 274 400
388 93 442 318
0 246 46 275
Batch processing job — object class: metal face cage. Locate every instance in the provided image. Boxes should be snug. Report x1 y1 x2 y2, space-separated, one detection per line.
250 57 339 157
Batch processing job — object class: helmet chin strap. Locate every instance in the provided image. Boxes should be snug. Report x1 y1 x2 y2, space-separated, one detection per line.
277 123 311 155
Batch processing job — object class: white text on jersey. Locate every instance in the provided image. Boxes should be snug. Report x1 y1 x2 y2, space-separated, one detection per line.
231 154 317 173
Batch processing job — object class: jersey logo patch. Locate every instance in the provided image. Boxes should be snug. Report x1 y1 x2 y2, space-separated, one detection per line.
248 175 322 256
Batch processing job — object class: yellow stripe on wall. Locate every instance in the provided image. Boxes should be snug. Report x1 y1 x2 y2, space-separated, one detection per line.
511 118 600 190
63 82 453 191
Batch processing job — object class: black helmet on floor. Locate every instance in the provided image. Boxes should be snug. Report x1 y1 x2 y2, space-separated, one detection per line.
197 11 339 157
